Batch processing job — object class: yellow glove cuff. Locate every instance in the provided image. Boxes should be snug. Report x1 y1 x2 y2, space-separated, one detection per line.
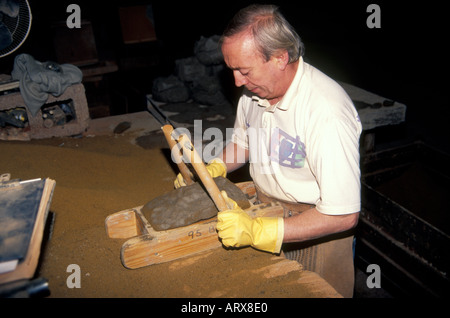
252 217 284 254
207 158 227 178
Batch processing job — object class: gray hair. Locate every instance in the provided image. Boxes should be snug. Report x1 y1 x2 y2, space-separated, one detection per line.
222 4 305 63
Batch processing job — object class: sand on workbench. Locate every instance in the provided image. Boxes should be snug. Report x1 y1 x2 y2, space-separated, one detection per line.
0 127 340 298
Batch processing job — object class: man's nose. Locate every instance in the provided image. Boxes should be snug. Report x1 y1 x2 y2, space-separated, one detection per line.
233 71 248 87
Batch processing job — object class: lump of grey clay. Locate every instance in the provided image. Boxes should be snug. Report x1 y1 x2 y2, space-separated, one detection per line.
142 177 250 231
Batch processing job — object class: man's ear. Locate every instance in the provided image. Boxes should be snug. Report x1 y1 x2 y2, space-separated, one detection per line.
273 50 289 70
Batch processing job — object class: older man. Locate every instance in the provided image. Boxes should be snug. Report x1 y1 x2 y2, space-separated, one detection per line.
175 4 362 297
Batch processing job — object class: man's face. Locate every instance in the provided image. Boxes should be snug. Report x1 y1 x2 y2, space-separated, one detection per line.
221 31 286 101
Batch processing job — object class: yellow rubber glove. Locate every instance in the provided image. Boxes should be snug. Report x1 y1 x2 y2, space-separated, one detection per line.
216 191 284 254
205 158 227 178
174 158 227 188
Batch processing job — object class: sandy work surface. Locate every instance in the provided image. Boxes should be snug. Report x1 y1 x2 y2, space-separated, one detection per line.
0 126 340 298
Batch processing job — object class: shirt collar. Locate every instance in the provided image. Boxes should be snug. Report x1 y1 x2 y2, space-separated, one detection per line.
252 95 274 110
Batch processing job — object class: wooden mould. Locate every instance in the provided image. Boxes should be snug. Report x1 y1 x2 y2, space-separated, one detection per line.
105 182 284 269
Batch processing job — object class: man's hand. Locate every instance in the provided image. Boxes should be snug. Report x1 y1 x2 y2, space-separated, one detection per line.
174 158 227 188
216 191 284 254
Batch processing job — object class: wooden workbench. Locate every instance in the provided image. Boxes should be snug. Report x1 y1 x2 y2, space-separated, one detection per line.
0 118 341 298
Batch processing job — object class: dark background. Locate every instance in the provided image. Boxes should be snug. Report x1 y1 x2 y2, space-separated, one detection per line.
1 0 448 153
1 0 448 298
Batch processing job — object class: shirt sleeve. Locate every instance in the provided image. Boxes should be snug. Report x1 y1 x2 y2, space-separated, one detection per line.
308 114 361 215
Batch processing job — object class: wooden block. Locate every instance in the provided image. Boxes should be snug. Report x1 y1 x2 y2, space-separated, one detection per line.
105 208 147 239
235 181 258 204
113 202 284 269
121 219 220 269
105 179 286 270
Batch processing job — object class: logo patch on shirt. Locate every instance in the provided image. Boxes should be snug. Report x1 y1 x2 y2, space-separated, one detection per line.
269 128 306 168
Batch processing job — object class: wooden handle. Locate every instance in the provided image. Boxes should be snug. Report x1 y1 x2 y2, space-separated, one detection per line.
162 125 194 186
179 134 229 212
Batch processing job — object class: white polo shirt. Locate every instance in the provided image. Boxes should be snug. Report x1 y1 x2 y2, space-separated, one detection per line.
231 57 362 215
